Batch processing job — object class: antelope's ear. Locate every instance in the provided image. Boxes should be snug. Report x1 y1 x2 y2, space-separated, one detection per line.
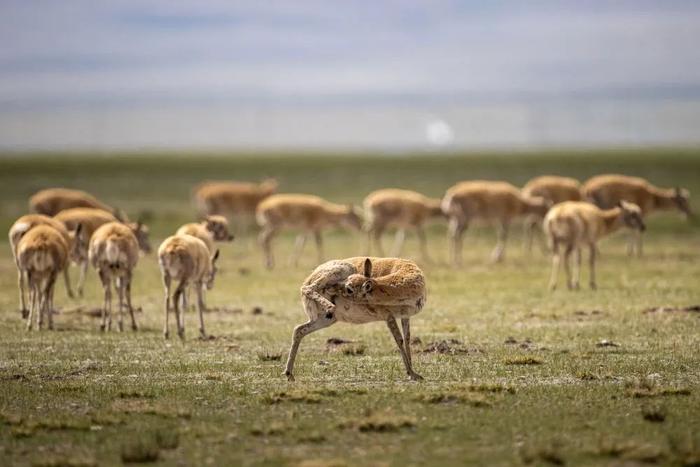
363 258 372 278
75 223 83 236
212 249 220 262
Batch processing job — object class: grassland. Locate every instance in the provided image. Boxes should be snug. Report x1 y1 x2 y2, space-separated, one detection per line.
0 148 699 466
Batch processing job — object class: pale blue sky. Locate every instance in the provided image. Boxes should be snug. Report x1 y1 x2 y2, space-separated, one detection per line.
1 1 699 149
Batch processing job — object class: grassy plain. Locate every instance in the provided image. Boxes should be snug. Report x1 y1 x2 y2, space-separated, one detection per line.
0 148 699 466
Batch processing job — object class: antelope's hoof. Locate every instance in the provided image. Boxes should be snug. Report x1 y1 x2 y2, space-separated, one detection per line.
132 324 138 331
118 324 124 332
590 282 598 291
100 325 106 332
20 309 29 319
163 332 169 340
284 371 295 382
408 372 424 381
178 332 185 341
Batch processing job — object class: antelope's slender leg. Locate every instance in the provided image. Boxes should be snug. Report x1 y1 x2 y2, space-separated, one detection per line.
18 269 28 317
563 244 574 290
448 217 466 266
588 243 597 290
25 272 34 331
283 314 336 382
77 260 88 298
549 241 561 291
290 233 307 267
491 221 509 262
391 229 406 257
63 267 75 299
573 247 582 290
99 269 111 332
196 282 207 339
45 272 57 330
125 272 137 331
401 318 413 367
313 230 324 264
173 279 187 340
162 274 171 339
387 317 422 381
259 225 276 270
116 276 125 332
372 224 386 257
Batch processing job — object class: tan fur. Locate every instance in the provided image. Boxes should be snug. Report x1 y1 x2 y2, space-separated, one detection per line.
193 179 277 230
176 215 233 253
442 181 550 264
9 214 77 311
158 235 220 340
284 257 426 381
88 222 140 332
582 174 691 255
29 188 113 216
55 208 151 296
364 189 443 261
16 225 69 331
521 176 583 253
256 194 362 269
544 201 645 290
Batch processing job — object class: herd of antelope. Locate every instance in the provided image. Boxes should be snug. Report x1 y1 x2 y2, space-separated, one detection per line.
7 173 691 380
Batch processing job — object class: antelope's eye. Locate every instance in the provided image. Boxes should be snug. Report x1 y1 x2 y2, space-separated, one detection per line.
345 286 353 294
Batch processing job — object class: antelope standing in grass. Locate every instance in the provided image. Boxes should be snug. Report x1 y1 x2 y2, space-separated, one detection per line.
284 257 426 382
158 235 220 340
55 208 151 297
442 181 551 265
256 194 362 269
521 176 582 253
16 225 69 330
364 189 444 262
544 201 645 291
175 215 234 253
9 214 79 313
193 179 278 235
88 223 141 332
582 174 692 256
29 188 114 216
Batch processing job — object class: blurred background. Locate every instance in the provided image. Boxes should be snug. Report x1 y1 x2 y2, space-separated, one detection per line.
2 0 700 152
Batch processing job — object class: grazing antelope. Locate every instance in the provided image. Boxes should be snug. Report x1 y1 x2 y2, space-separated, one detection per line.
582 174 692 256
256 194 362 269
175 215 234 253
158 235 220 340
284 257 426 382
9 214 78 313
16 225 69 330
442 181 551 265
521 176 583 253
364 189 444 262
193 179 278 234
88 222 141 332
29 188 114 217
55 208 151 297
544 201 645 291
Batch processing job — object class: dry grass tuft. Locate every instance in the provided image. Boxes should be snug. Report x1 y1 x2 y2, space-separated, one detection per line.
339 410 416 433
504 356 543 365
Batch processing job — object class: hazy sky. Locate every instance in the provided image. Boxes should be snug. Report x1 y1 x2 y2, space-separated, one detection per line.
1 0 700 150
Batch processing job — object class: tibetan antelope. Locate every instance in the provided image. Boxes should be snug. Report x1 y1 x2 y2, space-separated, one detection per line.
442 181 551 265
88 223 141 332
9 214 79 313
158 235 220 340
364 189 444 262
193 179 278 235
55 208 151 297
16 225 69 330
175 215 233 253
582 174 692 256
29 188 114 217
521 176 582 253
544 200 645 291
284 257 426 381
256 194 362 269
